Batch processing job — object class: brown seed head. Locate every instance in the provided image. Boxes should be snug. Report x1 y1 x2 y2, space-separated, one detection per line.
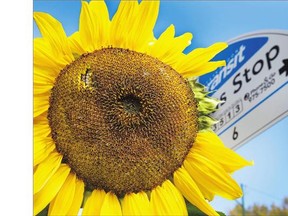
48 48 198 195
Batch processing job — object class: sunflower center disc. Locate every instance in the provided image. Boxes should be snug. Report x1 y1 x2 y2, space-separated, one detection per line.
48 48 198 195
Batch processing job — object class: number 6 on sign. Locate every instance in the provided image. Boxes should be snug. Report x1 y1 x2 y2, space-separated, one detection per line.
233 127 239 140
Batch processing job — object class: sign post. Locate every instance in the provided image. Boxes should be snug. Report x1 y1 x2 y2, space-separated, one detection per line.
199 31 288 149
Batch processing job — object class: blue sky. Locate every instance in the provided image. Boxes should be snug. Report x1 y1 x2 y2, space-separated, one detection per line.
33 1 288 214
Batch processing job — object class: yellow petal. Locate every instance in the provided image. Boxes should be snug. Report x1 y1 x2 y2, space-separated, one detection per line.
149 25 175 57
34 152 62 194
68 31 86 56
161 32 192 67
130 0 160 52
176 42 227 76
149 24 192 68
88 0 110 48
194 131 253 172
82 189 106 216
193 182 215 201
184 42 227 70
48 173 76 215
67 178 85 216
151 180 187 216
78 1 110 51
185 152 242 200
34 66 55 96
100 192 122 216
79 2 94 51
163 180 188 215
34 65 55 83
33 136 52 157
182 60 226 78
33 124 54 167
173 32 193 52
34 93 49 118
34 38 68 74
34 129 51 148
34 164 71 215
122 192 152 216
34 146 55 167
34 83 52 96
34 111 50 126
110 0 139 48
174 166 219 216
33 12 73 60
34 120 50 137
33 138 55 167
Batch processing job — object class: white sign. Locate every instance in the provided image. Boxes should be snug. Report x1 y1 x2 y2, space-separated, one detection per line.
199 31 288 149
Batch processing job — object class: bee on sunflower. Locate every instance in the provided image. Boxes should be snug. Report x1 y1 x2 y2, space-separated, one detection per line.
34 1 252 215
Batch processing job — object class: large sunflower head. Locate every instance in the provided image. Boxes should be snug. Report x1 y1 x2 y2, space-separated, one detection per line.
34 1 252 215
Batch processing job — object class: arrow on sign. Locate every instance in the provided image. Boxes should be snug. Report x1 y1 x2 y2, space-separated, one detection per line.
279 59 288 77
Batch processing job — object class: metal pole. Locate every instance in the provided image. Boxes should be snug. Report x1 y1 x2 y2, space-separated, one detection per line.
241 183 245 216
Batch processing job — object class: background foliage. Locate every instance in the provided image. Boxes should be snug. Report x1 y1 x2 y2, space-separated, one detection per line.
229 197 288 216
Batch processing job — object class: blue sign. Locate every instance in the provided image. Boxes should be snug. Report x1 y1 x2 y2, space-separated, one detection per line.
197 31 288 149
199 37 268 93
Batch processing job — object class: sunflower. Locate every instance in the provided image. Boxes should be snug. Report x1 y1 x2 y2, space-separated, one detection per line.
34 1 252 215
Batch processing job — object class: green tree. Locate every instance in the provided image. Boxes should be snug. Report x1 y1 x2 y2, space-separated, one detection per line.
229 197 288 216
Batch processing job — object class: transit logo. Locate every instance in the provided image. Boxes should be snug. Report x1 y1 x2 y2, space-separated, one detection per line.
199 37 268 93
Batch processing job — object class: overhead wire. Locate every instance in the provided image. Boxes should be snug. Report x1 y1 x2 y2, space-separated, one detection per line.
242 184 283 202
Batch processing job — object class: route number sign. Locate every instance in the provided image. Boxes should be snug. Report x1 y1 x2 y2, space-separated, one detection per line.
199 31 288 149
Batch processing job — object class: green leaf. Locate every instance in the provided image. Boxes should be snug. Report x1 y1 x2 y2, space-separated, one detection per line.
186 202 226 216
188 79 220 131
37 205 48 216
